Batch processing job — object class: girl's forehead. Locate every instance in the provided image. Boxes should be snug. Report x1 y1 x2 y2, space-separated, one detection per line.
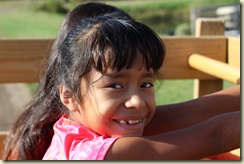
102 49 145 68
86 65 154 84
91 60 153 77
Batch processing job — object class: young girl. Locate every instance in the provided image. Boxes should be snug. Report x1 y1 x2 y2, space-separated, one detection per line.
3 2 240 160
51 2 241 136
43 14 240 160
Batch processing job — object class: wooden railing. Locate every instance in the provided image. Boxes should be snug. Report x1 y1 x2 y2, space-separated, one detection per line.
0 18 240 159
0 37 230 83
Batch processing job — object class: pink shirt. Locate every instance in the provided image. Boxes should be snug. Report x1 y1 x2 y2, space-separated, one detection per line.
42 115 118 160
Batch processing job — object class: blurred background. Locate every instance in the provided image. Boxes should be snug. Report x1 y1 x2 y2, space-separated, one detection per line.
0 0 240 37
0 0 240 130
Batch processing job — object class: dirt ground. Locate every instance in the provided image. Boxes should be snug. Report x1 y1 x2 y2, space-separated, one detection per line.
0 84 32 131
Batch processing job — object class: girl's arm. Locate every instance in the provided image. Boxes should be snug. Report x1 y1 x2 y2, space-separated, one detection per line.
144 85 240 135
106 111 240 160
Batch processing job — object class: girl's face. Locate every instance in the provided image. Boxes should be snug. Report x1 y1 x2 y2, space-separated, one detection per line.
70 59 156 138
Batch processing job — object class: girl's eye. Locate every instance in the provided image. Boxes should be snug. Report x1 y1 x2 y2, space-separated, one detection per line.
107 83 123 89
141 82 154 88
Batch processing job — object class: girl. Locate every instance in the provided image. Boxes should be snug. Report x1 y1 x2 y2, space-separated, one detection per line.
42 15 239 160
51 2 241 136
3 3 240 160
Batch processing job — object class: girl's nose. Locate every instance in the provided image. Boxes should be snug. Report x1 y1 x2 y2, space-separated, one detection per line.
124 93 146 110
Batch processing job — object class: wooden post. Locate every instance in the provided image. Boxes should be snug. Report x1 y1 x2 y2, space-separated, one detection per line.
0 131 8 159
195 18 225 36
194 18 225 98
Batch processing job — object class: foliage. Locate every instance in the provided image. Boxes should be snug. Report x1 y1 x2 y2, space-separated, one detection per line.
30 0 239 35
107 0 239 35
34 0 70 14
174 23 191 36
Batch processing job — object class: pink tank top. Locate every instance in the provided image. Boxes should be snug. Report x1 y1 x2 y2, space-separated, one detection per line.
42 114 118 160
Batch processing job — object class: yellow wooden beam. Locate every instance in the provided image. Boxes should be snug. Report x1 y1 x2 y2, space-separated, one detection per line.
189 54 240 84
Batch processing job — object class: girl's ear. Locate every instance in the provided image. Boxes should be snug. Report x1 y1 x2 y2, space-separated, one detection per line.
59 85 79 112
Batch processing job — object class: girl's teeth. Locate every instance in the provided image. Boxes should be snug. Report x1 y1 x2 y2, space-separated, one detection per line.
119 120 127 124
118 119 142 125
128 120 139 124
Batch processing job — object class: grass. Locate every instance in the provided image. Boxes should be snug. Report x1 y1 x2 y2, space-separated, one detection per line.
107 0 238 9
155 80 235 105
155 80 194 105
0 8 64 38
0 0 238 105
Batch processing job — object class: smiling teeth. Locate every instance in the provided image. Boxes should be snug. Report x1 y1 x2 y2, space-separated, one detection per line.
118 119 142 125
118 120 127 124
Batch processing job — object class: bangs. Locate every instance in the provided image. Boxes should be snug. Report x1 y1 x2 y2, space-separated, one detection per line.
91 19 165 74
60 16 166 84
59 15 166 96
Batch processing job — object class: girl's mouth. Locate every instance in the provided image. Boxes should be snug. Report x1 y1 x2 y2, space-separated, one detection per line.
112 118 145 130
115 119 143 125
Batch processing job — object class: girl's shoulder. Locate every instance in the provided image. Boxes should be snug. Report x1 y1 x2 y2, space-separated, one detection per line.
43 115 119 160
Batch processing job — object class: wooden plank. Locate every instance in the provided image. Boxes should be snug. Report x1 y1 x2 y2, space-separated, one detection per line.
228 37 240 69
0 39 54 83
0 131 8 159
160 37 227 80
0 37 226 83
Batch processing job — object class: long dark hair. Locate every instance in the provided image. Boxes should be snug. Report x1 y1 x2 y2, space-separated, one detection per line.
3 4 165 160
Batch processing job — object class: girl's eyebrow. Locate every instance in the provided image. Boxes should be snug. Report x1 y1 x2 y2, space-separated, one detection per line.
104 72 124 79
103 71 155 79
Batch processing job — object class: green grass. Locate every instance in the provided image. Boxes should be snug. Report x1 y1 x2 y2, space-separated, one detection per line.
155 80 235 105
155 79 194 105
0 7 64 38
107 0 238 9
